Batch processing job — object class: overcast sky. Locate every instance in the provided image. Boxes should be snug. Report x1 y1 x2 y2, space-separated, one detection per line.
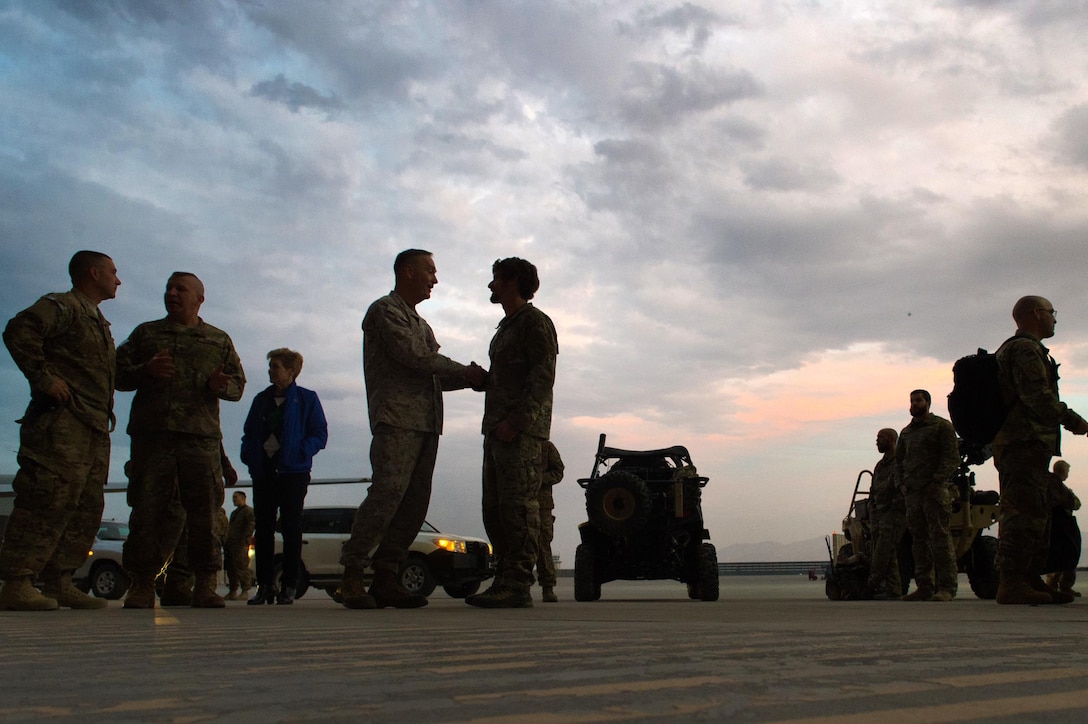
3 0 1088 566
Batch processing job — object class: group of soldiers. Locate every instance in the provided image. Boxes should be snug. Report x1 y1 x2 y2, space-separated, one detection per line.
2 251 1083 611
0 248 562 611
864 296 1086 604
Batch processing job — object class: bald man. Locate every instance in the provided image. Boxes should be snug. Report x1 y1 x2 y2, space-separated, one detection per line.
116 271 246 609
992 296 1088 605
864 427 907 600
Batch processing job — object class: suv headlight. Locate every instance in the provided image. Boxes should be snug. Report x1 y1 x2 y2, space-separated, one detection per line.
433 538 467 554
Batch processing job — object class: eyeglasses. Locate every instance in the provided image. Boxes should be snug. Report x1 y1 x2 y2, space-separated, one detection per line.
1036 308 1057 318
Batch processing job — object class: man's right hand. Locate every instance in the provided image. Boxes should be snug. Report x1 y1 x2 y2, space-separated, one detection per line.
44 377 72 404
146 350 175 379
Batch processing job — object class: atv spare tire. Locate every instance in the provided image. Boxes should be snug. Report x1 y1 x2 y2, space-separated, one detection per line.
586 471 652 537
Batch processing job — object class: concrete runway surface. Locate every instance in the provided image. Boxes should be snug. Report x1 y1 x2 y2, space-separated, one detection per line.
2 575 1087 723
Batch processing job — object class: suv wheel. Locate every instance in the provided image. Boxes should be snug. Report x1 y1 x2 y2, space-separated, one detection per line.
442 580 481 598
90 561 130 600
398 556 436 597
586 471 652 537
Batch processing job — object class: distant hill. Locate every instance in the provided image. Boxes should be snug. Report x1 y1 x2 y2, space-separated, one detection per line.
716 536 830 562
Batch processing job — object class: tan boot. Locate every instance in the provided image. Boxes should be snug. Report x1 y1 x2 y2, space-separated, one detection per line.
996 574 1052 605
1030 576 1075 604
225 587 240 601
123 577 157 609
159 573 193 607
191 573 226 608
541 586 558 603
0 576 59 611
340 568 377 609
369 568 427 609
42 572 107 610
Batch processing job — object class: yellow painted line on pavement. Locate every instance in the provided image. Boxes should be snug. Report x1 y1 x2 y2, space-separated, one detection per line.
765 688 1088 723
153 608 179 625
455 674 733 702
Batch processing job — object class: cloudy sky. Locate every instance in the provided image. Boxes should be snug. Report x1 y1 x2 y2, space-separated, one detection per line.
3 0 1088 566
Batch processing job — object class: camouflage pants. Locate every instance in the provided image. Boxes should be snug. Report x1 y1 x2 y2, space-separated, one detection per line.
993 442 1052 577
0 407 108 580
224 538 254 590
123 434 224 579
482 434 543 590
339 425 438 576
867 504 907 595
535 485 556 588
904 482 958 595
163 483 227 588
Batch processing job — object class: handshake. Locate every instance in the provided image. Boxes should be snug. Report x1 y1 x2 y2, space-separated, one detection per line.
466 361 488 391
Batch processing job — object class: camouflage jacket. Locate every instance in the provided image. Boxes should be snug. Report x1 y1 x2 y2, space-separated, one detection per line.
542 439 565 487
994 332 1085 455
116 317 245 438
3 289 115 434
895 413 959 490
870 454 902 511
227 504 256 544
362 292 470 434
483 303 558 440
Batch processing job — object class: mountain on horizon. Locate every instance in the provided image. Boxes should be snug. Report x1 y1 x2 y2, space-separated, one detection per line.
716 536 830 562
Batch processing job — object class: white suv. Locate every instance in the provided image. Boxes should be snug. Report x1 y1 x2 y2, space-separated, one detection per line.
264 507 494 600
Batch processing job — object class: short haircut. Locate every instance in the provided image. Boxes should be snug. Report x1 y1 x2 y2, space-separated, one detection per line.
1012 295 1047 324
393 249 432 276
492 257 540 300
233 490 247 500
878 427 899 443
910 389 932 406
168 271 205 296
1054 459 1070 474
68 250 111 283
268 347 304 376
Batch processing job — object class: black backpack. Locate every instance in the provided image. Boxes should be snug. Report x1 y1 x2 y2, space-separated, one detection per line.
947 345 1010 445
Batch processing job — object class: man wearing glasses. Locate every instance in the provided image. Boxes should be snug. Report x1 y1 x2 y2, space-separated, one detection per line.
993 297 1088 604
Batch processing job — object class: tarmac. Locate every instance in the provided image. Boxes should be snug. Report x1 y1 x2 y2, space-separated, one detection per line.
2 574 1088 723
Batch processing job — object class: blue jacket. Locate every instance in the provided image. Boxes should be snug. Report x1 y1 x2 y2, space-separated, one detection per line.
240 382 328 477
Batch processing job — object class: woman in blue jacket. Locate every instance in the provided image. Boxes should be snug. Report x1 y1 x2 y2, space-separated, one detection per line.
241 348 328 605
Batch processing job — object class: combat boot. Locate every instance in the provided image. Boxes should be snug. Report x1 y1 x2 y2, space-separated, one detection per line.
191 573 226 608
541 586 558 603
466 584 533 609
42 572 107 610
123 577 157 609
159 574 193 607
0 576 59 611
225 586 240 601
996 574 1052 605
369 569 428 609
340 568 377 609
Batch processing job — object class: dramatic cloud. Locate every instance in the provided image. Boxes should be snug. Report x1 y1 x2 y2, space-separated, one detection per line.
3 0 1088 564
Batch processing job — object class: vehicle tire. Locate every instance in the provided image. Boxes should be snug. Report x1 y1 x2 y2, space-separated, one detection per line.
442 580 481 598
687 583 700 600
585 471 652 537
90 561 130 600
966 535 999 600
272 560 310 599
825 575 843 601
574 544 601 601
398 555 436 598
697 542 719 601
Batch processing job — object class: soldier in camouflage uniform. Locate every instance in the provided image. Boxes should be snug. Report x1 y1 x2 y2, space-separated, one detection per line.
535 440 564 603
896 389 960 602
0 251 120 611
339 250 484 610
116 271 245 610
993 296 1088 605
224 490 255 600
863 428 906 600
468 257 558 609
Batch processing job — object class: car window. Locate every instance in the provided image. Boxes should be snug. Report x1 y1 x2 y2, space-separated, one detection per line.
419 521 438 533
98 522 129 540
302 509 353 535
